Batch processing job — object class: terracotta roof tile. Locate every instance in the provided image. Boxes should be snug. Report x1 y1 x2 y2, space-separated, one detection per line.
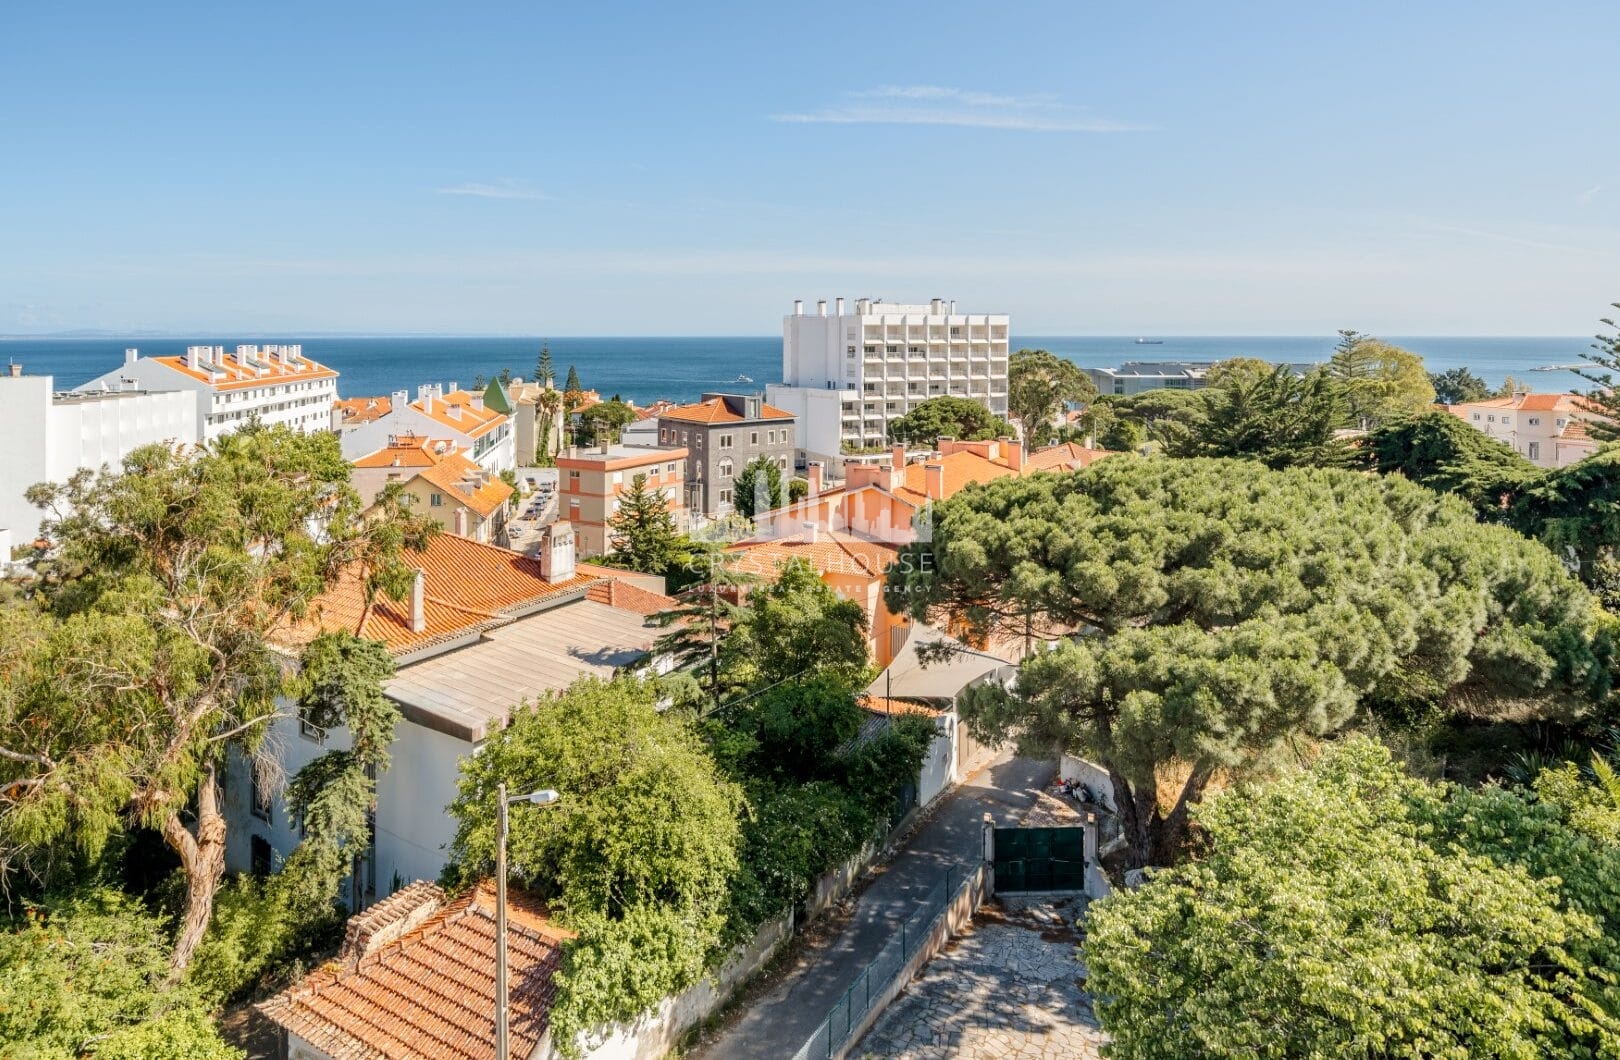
1024 443 1116 473
586 578 676 616
259 880 570 1060
658 397 794 425
412 390 508 440
335 396 394 425
730 531 898 582
413 454 514 519
860 694 945 718
150 350 339 392
892 450 1021 506
284 535 598 656
351 435 462 469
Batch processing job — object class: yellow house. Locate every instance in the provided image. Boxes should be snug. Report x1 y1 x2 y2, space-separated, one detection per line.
402 452 514 543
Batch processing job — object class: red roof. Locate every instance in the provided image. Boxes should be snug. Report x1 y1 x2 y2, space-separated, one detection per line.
658 397 794 425
335 396 394 425
1024 443 1116 473
587 578 676 616
259 880 569 1060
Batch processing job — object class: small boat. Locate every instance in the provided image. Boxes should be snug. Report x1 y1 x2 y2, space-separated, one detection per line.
734 373 754 383
1529 363 1597 372
1135 338 1164 345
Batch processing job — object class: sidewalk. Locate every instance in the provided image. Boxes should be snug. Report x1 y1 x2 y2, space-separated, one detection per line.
691 753 1056 1059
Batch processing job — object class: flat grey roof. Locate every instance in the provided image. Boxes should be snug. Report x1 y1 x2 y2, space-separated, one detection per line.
385 598 655 741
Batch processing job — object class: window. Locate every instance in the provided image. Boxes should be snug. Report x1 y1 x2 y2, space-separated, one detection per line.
720 488 733 504
1528 441 1541 461
864 345 877 354
568 470 581 487
718 433 733 448
429 492 444 507
886 345 899 354
1472 413 1481 421
659 428 668 443
1528 417 1541 426
666 462 677 474
718 458 734 478
298 707 326 742
250 835 272 878
847 345 856 355
1487 415 1496 423
681 430 689 444
767 430 776 444
750 431 759 445
250 768 272 823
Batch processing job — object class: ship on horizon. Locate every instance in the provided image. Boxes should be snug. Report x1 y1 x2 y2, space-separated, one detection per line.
1135 337 1164 345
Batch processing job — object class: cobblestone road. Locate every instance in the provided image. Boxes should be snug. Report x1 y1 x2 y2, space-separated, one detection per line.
854 899 1106 1060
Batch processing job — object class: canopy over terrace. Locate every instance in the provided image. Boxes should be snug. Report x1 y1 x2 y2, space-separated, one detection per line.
866 623 1018 704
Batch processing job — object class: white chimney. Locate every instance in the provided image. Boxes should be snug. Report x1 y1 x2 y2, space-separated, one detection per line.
835 297 845 315
124 348 139 366
409 569 426 633
949 300 956 314
391 388 408 410
817 299 827 317
931 298 944 314
185 346 201 370
540 521 576 583
793 299 804 316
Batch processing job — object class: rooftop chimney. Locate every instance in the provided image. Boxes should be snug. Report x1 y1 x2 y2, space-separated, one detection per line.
931 298 944 314
806 461 823 498
845 459 882 490
1001 436 1024 472
924 462 945 501
949 300 957 314
391 388 408 411
185 346 202 371
817 299 827 317
409 569 426 633
794 299 804 316
124 348 139 366
7 362 20 378
540 521 576 583
835 297 845 315
891 442 906 473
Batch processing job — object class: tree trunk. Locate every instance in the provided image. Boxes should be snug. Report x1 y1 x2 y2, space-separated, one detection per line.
162 764 228 981
1096 762 1214 883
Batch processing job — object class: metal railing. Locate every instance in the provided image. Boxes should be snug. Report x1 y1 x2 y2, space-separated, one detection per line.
789 862 978 1060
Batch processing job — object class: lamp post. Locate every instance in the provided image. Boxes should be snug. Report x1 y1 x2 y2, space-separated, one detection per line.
495 782 561 1059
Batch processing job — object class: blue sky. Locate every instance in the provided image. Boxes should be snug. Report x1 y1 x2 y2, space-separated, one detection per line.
2 0 1616 335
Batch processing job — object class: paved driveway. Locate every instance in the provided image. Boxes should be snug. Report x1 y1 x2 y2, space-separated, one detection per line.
692 754 1056 1059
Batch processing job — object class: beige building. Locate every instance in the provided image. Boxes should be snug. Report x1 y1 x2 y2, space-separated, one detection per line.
350 434 513 544
555 443 687 557
1447 393 1602 468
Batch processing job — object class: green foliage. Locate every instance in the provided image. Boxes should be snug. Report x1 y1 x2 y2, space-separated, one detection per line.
536 344 555 387
886 396 1015 447
724 780 876 933
653 542 758 702
1162 366 1352 468
893 458 1608 869
1086 737 1620 1059
445 675 742 1050
731 675 866 781
1366 410 1543 518
606 473 681 575
3 426 435 973
1512 447 1620 581
1007 348 1096 445
183 873 343 1006
564 364 582 395
1327 329 1436 429
0 888 241 1059
1204 356 1276 389
1430 365 1492 404
1574 303 1620 442
1080 389 1201 451
576 398 636 444
724 559 868 688
787 477 809 503
1097 415 1145 452
732 455 783 519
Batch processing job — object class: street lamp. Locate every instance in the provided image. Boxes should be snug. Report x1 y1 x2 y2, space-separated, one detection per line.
495 782 561 1059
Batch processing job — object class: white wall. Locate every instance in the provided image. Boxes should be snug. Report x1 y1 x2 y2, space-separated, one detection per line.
765 384 851 469
918 714 956 807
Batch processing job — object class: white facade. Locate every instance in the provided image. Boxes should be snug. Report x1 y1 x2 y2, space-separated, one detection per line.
772 297 1010 463
340 384 516 474
76 345 339 441
0 373 198 543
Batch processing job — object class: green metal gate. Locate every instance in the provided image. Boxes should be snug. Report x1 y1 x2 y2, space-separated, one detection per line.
993 826 1085 892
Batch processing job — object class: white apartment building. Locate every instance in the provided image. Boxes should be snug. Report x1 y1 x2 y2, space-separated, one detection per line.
77 344 339 440
767 297 1010 469
339 384 516 474
0 369 198 544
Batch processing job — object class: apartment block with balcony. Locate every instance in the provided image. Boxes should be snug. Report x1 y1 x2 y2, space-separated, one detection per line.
766 297 1010 470
555 442 687 558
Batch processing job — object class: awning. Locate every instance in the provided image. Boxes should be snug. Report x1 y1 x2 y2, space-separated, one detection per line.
866 623 1017 702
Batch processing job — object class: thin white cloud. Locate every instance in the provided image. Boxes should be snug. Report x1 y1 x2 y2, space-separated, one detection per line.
1579 184 1602 206
773 84 1146 133
433 179 549 201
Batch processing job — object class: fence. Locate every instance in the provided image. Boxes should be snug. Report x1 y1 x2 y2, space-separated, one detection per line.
788 862 981 1060
992 826 1086 892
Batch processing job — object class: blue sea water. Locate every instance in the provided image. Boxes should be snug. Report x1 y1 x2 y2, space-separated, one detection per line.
0 334 1606 405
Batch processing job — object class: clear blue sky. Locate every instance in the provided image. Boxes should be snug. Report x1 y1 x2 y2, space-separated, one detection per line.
3 1 1616 335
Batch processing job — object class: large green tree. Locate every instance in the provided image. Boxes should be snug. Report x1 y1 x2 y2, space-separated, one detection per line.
444 674 742 1049
606 473 681 575
1007 348 1096 445
724 558 868 688
576 398 636 445
1429 365 1493 405
0 889 242 1059
535 343 555 388
887 396 1015 447
1574 303 1620 442
1366 410 1543 519
2 426 434 973
732 455 783 520
653 542 758 703
890 458 1609 871
1161 366 1351 468
1086 737 1620 1059
1328 330 1436 429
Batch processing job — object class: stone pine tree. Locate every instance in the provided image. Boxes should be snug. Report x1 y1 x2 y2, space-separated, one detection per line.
607 473 681 574
890 458 1608 875
2 426 437 975
1428 366 1492 405
1161 365 1352 469
732 455 783 519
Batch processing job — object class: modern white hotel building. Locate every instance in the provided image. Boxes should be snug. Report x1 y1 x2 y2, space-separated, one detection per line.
766 297 1010 470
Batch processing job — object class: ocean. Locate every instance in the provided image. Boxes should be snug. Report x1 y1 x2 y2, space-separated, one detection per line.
0 334 1606 405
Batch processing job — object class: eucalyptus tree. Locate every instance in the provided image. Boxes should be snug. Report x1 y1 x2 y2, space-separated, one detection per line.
890 458 1608 872
0 425 435 974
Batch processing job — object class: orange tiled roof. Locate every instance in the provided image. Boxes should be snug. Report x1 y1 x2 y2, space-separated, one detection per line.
413 390 508 440
413 453 514 519
731 530 898 582
259 880 570 1060
151 350 338 392
659 397 794 425
286 535 598 656
1562 419 1594 441
335 396 393 425
892 450 1021 506
351 434 461 469
860 694 945 719
587 578 676 616
1024 443 1116 473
